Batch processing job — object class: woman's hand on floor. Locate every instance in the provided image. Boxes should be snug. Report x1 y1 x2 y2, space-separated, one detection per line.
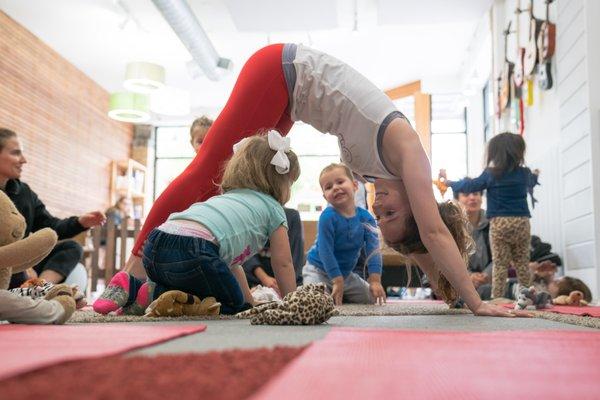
472 301 534 317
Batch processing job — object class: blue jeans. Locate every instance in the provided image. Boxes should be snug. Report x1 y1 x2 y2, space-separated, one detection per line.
142 229 246 314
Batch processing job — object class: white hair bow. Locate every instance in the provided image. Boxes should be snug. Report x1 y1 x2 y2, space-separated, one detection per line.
232 137 251 154
267 130 291 174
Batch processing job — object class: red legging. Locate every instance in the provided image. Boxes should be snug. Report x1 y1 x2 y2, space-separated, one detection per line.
132 44 293 256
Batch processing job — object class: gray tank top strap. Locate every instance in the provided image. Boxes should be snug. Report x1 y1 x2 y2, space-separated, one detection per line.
374 111 409 177
282 43 298 111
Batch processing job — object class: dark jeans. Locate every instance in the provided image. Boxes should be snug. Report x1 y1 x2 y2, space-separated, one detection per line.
244 256 304 288
9 240 83 288
142 229 246 315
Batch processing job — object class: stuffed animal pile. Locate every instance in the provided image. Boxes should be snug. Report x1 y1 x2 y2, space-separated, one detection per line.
236 283 339 325
0 191 76 324
553 290 588 306
514 286 553 310
145 290 221 317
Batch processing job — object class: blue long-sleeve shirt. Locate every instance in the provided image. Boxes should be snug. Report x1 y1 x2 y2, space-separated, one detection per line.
448 167 539 218
306 206 382 279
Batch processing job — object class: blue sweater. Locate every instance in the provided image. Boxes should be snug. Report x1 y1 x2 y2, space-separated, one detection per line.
307 206 382 279
449 167 539 218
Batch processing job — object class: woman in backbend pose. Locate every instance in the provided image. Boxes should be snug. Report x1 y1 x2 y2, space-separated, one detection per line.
115 43 529 318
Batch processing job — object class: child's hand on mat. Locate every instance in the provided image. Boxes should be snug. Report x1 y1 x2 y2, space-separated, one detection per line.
473 302 533 318
369 282 386 305
261 276 281 296
331 277 344 306
78 211 106 228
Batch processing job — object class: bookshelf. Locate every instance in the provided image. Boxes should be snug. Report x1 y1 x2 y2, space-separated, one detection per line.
110 159 147 219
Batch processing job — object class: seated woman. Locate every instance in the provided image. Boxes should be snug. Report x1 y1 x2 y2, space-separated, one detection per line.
105 196 132 227
0 128 105 287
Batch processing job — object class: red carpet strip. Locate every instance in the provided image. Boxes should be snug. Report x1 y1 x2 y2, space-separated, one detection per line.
253 328 600 400
1 346 305 400
0 323 206 380
501 303 600 317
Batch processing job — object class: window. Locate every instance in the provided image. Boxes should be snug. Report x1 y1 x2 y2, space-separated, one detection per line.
482 79 494 142
392 96 416 128
287 122 340 221
153 126 194 199
430 94 468 200
152 124 339 221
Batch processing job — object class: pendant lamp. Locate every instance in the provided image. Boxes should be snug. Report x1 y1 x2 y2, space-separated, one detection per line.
123 62 165 93
108 92 150 123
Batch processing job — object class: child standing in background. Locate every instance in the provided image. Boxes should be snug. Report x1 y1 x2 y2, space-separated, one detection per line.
189 116 214 153
303 163 385 305
440 132 540 299
94 132 299 315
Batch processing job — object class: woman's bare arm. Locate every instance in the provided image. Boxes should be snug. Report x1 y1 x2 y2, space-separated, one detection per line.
381 119 482 311
383 120 533 317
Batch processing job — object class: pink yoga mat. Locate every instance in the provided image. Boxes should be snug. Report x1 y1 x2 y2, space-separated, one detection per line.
0 324 206 380
501 303 600 317
253 328 600 400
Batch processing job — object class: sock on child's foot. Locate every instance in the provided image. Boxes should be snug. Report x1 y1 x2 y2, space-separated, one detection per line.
93 271 134 315
122 281 156 316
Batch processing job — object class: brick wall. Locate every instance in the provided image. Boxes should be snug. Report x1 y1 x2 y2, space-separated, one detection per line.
0 11 133 218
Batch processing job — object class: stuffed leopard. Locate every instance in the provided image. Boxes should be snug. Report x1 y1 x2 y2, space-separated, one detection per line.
236 283 339 325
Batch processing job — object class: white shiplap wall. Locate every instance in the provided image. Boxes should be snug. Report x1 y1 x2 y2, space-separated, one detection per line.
556 0 598 298
465 0 599 299
499 0 563 265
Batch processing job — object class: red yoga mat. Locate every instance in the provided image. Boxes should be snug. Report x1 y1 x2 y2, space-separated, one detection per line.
501 303 600 317
253 328 600 400
0 323 206 380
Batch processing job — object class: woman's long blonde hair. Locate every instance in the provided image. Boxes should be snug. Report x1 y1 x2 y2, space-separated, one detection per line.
220 134 300 204
387 201 475 305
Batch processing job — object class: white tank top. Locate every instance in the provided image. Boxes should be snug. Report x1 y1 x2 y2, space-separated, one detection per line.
289 44 399 181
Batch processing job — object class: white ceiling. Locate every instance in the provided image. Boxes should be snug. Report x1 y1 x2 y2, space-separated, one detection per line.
0 0 492 124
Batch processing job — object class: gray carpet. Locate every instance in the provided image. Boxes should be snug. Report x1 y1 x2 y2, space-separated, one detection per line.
133 315 595 356
69 302 600 329
337 302 469 316
337 302 600 329
69 310 233 323
533 311 600 329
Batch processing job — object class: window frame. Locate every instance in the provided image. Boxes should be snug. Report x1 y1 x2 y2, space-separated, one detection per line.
153 125 194 201
429 94 469 182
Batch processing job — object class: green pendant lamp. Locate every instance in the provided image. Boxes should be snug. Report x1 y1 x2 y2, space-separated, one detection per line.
123 62 165 93
108 92 150 123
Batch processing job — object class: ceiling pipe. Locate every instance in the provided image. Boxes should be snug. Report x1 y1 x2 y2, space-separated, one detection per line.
151 0 232 81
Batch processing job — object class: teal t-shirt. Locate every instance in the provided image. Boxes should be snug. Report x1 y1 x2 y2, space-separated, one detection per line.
168 189 287 267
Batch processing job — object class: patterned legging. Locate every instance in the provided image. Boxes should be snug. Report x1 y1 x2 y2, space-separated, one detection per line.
490 216 531 298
